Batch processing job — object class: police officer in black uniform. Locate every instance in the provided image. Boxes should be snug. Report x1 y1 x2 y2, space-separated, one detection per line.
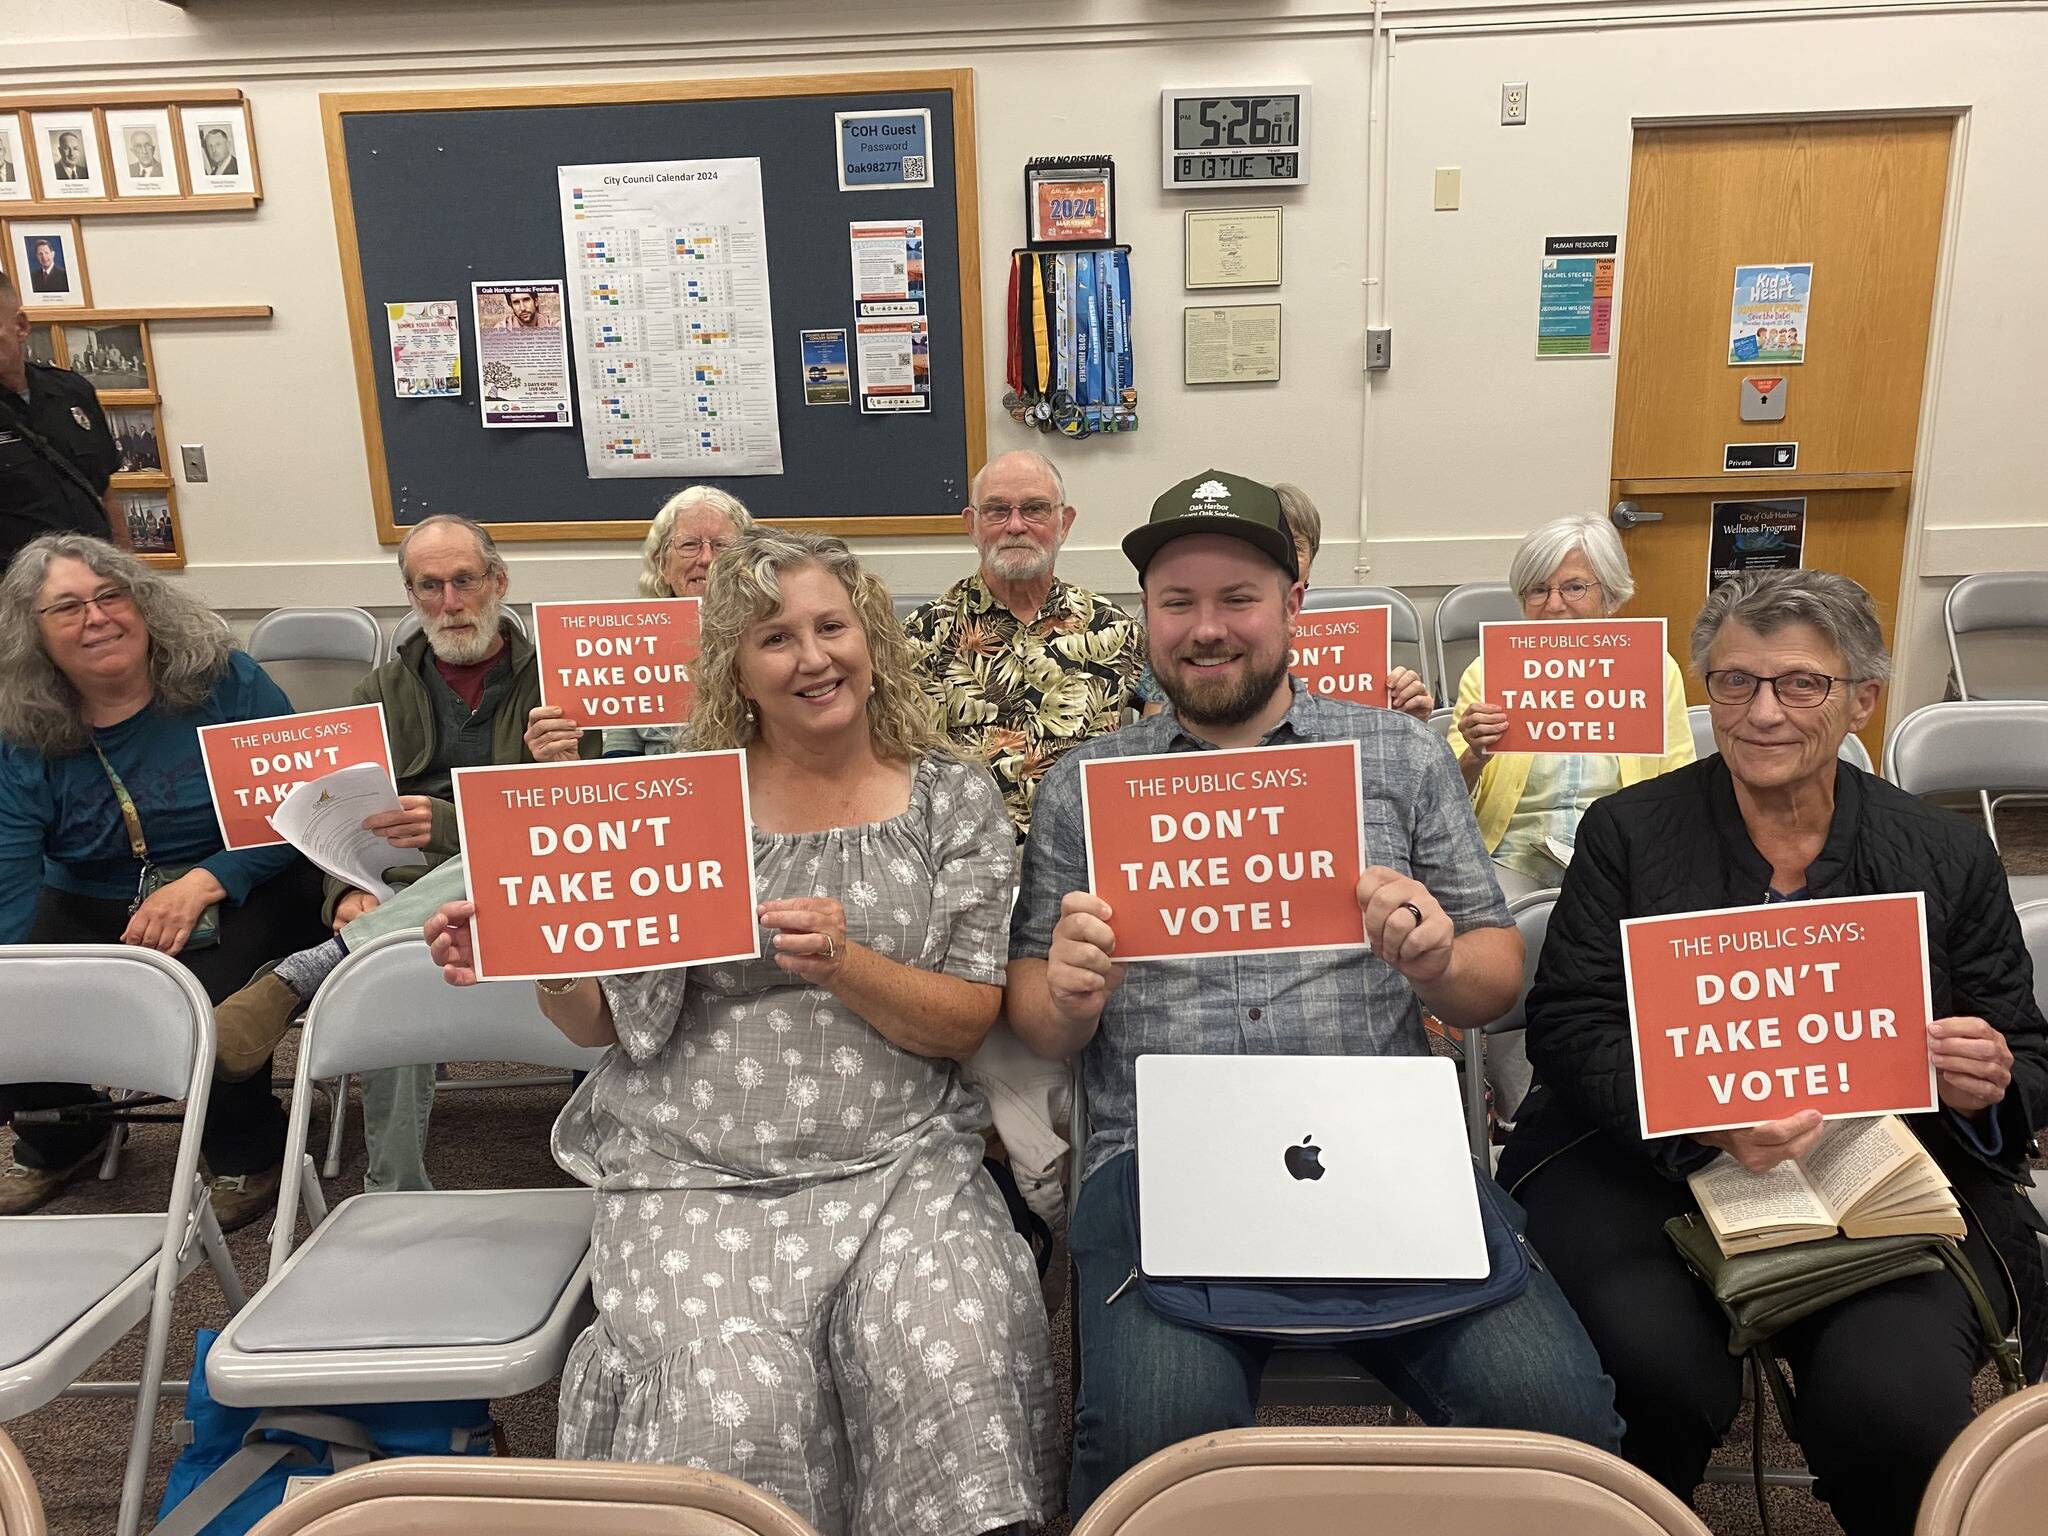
0 270 123 572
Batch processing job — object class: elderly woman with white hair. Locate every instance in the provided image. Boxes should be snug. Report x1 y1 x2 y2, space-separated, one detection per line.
1446 514 1693 888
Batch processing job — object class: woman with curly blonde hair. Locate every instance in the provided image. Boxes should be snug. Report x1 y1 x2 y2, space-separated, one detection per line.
426 527 1058 1536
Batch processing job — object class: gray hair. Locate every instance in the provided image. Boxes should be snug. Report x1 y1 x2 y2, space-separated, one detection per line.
0 534 234 755
396 514 505 584
1274 484 1323 561
638 486 753 598
1691 569 1892 683
1507 515 1635 612
969 449 1065 509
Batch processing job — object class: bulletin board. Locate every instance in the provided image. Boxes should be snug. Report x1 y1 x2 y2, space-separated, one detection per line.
322 70 984 543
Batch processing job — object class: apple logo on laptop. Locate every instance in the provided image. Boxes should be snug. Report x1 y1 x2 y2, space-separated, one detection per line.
1284 1135 1325 1182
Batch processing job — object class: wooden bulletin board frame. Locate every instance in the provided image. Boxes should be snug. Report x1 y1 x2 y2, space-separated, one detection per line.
321 70 987 545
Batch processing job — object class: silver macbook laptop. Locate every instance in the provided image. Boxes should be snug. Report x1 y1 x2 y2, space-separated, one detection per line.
1134 1054 1489 1282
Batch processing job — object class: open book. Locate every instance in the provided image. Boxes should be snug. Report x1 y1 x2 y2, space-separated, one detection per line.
1687 1114 1964 1257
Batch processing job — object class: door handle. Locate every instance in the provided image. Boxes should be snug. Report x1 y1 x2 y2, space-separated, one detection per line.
1610 500 1662 529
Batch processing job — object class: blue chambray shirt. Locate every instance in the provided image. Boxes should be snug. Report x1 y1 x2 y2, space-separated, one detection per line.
1010 677 1512 1181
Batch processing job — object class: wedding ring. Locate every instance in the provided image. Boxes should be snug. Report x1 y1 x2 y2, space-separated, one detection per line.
824 935 837 961
1399 902 1424 926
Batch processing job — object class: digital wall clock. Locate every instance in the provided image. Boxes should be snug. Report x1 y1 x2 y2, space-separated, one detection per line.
1160 87 1310 189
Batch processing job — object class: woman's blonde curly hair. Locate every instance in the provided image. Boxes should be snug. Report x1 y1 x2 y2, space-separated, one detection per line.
688 526 947 763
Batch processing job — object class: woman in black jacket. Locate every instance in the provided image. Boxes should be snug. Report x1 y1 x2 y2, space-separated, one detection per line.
1498 569 2047 1536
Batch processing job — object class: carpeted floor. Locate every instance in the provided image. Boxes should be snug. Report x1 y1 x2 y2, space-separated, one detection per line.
10 806 2048 1535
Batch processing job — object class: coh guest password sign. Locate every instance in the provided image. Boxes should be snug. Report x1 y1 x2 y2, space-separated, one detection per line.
1477 618 1668 755
1080 741 1367 961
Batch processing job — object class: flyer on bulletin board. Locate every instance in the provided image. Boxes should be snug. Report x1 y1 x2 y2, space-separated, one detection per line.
386 300 462 399
1536 235 1617 358
1729 263 1813 365
472 280 573 427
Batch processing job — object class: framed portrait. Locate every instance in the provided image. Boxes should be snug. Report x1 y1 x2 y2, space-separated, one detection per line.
113 482 183 564
30 110 107 200
63 319 155 399
7 219 91 309
26 323 58 366
178 101 258 197
106 406 165 474
0 115 29 203
105 108 181 199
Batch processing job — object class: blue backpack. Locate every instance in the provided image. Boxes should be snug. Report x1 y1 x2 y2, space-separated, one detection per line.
152 1329 498 1536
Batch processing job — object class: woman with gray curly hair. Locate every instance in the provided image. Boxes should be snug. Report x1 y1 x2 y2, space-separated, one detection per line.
424 527 1059 1536
0 535 323 1225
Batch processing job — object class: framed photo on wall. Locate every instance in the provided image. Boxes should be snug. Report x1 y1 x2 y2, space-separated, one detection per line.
178 101 258 196
0 115 30 203
106 406 165 474
30 110 107 200
105 107 181 199
7 219 91 308
63 319 154 399
26 322 58 365
113 481 183 565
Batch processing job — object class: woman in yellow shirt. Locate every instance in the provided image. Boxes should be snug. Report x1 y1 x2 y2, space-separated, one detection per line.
1447 515 1693 891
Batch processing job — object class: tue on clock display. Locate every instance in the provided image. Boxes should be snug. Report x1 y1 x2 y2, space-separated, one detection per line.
1160 86 1311 189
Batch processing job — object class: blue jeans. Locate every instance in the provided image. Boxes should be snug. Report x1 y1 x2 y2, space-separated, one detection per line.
1067 1151 1625 1514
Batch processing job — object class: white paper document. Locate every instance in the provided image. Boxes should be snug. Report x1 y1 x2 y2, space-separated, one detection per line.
267 762 427 900
558 158 784 477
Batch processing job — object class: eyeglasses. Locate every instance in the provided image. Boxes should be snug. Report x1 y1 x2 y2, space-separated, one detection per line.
669 537 736 560
36 585 133 625
1703 670 1853 709
1519 579 1602 607
974 499 1060 527
406 572 490 601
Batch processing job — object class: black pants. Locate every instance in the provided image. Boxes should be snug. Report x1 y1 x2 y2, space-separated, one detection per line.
2 870 323 1176
1517 1136 2011 1536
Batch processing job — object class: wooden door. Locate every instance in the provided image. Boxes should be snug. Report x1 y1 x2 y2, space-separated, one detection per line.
1608 117 1954 758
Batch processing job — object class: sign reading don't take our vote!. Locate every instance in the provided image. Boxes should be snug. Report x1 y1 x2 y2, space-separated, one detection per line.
453 753 759 980
1080 740 1367 962
197 703 398 851
1621 892 1937 1139
533 598 701 730
1478 618 1668 755
1288 606 1393 709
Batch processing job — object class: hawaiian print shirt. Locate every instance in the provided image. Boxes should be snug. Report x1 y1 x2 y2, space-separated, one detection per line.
904 572 1147 836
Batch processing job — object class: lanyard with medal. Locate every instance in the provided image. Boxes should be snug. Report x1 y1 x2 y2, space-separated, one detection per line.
1009 156 1137 439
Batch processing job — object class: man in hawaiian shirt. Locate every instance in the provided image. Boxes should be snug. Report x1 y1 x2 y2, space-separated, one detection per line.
904 449 1146 837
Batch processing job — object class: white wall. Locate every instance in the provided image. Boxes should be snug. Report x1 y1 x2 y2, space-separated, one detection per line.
9 0 2046 714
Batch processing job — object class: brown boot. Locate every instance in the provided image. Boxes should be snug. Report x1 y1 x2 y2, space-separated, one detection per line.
214 972 302 1080
208 1160 284 1234
0 1137 112 1215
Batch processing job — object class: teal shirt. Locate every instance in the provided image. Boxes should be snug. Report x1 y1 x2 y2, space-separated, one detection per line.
0 650 302 941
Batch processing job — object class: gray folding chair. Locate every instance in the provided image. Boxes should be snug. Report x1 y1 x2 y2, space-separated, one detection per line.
1432 581 1522 706
386 605 527 663
1686 704 1871 771
246 607 382 713
205 932 605 1414
1883 701 2048 905
1302 586 1431 704
0 946 246 1536
1944 572 2048 703
2017 900 2048 1273
1426 707 1456 743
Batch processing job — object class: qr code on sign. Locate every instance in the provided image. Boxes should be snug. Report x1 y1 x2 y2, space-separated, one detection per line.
901 154 927 183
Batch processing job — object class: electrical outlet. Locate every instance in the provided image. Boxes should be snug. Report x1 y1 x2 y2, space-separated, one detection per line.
1501 81 1529 126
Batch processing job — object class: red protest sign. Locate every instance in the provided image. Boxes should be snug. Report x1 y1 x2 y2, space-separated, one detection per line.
1622 892 1937 1138
1478 618 1668 755
1289 606 1393 709
1081 741 1367 962
533 598 701 729
197 703 396 851
453 752 759 981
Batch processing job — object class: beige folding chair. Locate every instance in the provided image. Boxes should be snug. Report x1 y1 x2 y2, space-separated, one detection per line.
242 1456 824 1536
0 1427 45 1536
1069 1425 1712 1536
1433 581 1522 706
0 946 246 1536
1302 586 1432 703
246 607 382 713
1882 701 2048 905
1915 1382 2048 1536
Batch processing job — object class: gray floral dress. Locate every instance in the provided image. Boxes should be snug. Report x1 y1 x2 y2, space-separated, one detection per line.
553 753 1060 1536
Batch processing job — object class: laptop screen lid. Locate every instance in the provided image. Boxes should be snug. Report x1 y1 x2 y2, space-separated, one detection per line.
1135 1053 1489 1282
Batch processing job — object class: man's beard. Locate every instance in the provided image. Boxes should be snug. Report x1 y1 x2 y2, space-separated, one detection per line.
981 537 1056 584
423 593 505 665
1156 644 1290 730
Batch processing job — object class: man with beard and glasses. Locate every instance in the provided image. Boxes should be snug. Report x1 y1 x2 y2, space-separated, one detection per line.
903 449 1146 839
1006 470 1622 1518
310 513 594 1188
